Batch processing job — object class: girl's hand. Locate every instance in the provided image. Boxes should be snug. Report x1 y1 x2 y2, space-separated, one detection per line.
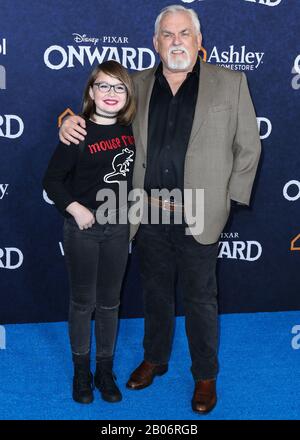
66 202 95 230
59 115 87 146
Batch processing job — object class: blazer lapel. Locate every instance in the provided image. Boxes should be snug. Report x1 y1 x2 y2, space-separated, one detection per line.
188 58 218 147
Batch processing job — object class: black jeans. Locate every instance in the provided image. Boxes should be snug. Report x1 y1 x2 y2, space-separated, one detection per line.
63 216 129 363
136 222 219 381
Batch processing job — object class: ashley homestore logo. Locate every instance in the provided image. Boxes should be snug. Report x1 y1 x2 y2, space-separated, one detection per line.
202 45 264 71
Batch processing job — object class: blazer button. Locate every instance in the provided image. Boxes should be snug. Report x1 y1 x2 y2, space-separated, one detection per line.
142 163 146 168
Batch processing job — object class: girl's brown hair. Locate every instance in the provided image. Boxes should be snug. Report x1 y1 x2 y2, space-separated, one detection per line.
81 60 136 125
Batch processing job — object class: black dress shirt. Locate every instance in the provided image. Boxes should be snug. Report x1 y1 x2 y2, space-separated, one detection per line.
144 59 200 198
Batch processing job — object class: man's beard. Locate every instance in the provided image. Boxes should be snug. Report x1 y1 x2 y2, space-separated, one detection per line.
166 46 191 70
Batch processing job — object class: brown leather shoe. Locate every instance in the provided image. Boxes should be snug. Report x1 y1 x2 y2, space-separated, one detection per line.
126 360 168 390
192 379 217 414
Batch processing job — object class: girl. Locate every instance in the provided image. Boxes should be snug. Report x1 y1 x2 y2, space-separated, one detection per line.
43 61 136 404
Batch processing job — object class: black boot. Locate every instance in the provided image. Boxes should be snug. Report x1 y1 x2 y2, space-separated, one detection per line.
73 362 94 404
94 358 122 403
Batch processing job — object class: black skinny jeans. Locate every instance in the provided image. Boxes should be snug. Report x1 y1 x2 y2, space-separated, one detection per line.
63 215 129 364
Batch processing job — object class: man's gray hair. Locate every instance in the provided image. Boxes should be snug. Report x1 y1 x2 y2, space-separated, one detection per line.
154 4 201 35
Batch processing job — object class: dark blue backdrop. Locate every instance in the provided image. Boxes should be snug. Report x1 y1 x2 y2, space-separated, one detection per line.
1 0 300 324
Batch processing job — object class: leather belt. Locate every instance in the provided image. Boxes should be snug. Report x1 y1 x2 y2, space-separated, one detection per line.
148 196 184 212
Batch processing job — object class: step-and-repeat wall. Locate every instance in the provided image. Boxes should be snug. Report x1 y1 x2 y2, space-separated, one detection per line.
1 0 299 323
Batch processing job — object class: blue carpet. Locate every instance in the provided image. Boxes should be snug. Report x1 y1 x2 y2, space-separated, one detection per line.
0 311 299 420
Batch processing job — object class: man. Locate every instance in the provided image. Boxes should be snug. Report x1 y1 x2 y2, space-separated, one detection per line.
59 5 261 414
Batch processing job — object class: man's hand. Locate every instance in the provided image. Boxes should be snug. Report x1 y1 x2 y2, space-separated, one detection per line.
66 202 95 230
59 115 87 145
